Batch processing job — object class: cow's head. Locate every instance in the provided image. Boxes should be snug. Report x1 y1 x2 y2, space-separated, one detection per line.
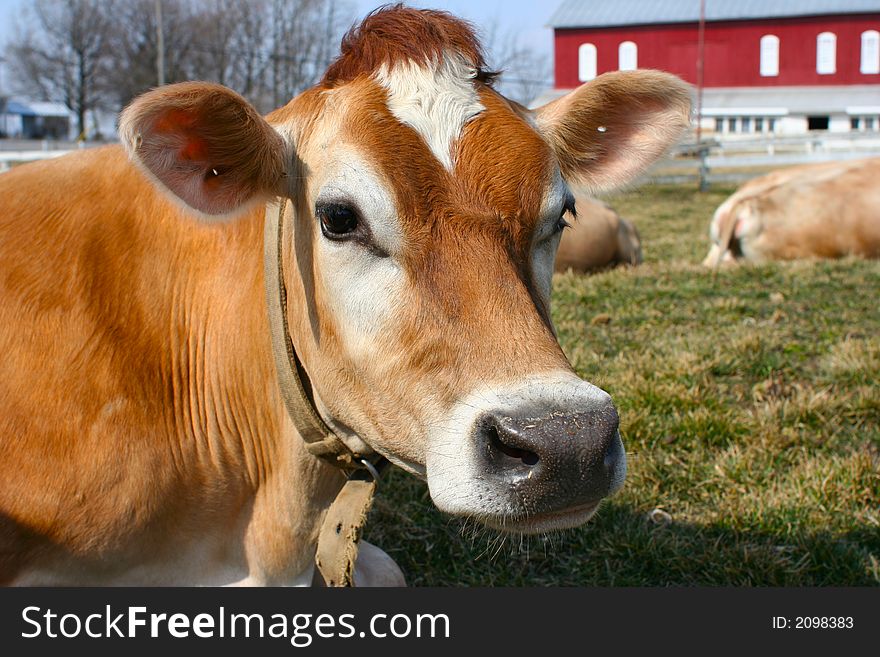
120 7 690 533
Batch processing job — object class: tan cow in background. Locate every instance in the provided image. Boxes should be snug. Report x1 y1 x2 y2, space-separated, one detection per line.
554 196 642 273
703 158 880 266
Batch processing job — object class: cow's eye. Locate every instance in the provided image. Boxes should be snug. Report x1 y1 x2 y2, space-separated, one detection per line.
316 203 359 239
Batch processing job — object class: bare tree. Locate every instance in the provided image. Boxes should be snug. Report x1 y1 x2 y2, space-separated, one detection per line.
188 0 247 88
226 0 272 101
481 19 553 107
105 0 201 108
5 0 116 138
267 0 352 108
5 0 358 133
108 0 353 112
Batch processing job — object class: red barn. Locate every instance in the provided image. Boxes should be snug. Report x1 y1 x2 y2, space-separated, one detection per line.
542 0 880 135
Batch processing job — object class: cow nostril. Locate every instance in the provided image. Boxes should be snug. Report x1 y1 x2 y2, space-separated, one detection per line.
487 425 540 467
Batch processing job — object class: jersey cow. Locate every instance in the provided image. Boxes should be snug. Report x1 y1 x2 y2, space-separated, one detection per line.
703 157 880 266
0 7 690 585
555 196 642 273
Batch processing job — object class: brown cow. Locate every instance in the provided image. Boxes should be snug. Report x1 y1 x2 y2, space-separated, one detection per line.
0 7 690 585
555 195 642 273
703 157 880 266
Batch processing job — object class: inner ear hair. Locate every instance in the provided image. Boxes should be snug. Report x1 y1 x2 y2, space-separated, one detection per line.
537 70 692 192
119 82 287 216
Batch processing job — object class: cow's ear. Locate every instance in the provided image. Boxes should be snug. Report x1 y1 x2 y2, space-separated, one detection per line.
119 82 287 217
535 70 691 192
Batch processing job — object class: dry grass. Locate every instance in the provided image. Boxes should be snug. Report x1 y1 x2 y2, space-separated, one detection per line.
365 184 880 586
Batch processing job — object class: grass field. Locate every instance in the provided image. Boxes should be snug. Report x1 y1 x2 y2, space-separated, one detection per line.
364 184 880 586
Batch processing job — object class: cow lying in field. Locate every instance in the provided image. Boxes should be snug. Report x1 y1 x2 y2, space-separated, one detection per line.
0 6 690 586
555 196 642 273
703 158 880 266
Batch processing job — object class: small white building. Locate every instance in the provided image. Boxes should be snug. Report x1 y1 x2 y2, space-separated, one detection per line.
0 99 72 139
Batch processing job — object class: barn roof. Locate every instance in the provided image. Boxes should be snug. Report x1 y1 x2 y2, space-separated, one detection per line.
548 0 880 29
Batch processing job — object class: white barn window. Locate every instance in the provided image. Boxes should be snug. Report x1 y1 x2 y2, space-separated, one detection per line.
578 43 597 81
816 32 836 75
618 41 637 71
760 35 779 76
861 30 880 74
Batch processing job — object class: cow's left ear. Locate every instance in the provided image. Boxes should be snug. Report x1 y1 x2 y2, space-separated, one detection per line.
119 81 287 217
535 70 692 192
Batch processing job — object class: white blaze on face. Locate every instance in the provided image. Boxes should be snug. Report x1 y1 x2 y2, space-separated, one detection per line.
375 52 485 170
304 145 412 459
310 147 405 361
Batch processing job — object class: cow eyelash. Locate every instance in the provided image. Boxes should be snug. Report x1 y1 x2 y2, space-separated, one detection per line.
556 197 577 232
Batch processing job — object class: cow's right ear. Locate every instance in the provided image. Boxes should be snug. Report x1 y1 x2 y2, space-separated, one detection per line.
119 82 287 218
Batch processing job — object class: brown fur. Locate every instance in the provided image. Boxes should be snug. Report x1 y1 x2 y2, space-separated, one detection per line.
0 147 340 584
273 78 569 470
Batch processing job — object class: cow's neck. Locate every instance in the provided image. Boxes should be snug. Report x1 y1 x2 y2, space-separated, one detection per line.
161 207 346 583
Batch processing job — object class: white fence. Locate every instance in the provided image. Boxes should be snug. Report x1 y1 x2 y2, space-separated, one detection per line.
4 133 880 184
649 131 880 186
0 149 74 172
0 139 108 173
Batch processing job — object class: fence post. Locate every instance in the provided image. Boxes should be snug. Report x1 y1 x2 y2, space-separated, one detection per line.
698 145 710 192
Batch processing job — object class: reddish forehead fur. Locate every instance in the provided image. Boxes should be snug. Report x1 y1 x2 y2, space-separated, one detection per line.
326 80 553 251
321 4 486 86
456 89 553 229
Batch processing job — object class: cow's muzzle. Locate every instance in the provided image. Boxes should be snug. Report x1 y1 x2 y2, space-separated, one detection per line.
425 373 627 533
476 403 624 526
